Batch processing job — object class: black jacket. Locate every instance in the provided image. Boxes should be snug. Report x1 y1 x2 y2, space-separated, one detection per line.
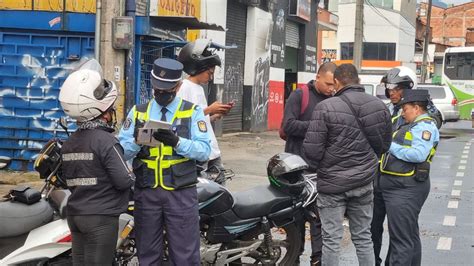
283 80 328 156
61 127 134 216
303 85 392 194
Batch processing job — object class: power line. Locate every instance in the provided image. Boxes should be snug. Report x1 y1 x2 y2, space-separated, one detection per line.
364 0 416 37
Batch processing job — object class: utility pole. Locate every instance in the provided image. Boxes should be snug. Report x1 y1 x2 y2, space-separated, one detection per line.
421 0 433 83
353 0 364 72
98 0 127 122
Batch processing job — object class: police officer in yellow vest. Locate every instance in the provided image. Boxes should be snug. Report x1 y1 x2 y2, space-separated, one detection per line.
379 89 439 266
118 58 211 265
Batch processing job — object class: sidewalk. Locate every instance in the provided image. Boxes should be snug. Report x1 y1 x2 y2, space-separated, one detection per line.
218 130 284 192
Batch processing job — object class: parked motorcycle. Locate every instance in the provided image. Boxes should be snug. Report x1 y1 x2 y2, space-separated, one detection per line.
0 120 136 266
196 153 318 265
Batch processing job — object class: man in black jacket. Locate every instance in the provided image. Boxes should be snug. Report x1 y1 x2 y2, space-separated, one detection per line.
303 64 392 266
282 62 336 265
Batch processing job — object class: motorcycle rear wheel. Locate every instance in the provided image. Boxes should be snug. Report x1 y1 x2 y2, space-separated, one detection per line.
230 223 301 265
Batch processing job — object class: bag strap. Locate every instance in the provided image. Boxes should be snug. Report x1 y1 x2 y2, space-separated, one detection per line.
339 94 376 154
300 84 309 115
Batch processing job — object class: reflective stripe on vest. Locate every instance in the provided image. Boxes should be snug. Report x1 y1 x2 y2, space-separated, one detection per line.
380 116 437 177
133 99 195 190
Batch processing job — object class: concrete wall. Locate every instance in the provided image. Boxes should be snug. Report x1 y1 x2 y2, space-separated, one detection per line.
244 7 272 132
337 2 415 68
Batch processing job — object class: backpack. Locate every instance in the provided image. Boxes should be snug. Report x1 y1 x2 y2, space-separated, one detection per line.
279 84 309 141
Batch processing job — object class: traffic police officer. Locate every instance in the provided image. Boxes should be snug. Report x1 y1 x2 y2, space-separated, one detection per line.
372 66 418 265
379 89 439 266
118 58 211 265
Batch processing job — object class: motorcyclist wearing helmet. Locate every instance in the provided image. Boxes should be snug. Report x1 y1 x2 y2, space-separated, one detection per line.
59 59 135 265
381 66 442 131
177 39 231 183
118 58 211 265
372 65 442 266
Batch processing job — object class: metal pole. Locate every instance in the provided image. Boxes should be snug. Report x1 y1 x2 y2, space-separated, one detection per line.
421 0 433 83
125 0 136 113
95 0 102 60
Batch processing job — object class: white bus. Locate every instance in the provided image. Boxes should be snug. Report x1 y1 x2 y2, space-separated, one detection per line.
442 47 474 119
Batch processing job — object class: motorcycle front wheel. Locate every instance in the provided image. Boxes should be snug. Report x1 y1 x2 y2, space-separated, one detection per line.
230 223 301 265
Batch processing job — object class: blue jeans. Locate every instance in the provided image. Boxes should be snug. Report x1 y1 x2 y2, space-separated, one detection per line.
317 183 375 266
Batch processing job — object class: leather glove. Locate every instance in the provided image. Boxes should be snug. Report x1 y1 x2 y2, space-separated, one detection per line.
153 128 179 147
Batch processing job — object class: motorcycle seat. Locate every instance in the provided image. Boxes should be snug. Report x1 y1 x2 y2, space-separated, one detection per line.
232 185 293 219
0 199 54 238
48 189 70 219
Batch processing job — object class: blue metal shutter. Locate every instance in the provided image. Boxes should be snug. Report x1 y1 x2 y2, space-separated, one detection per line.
0 31 94 170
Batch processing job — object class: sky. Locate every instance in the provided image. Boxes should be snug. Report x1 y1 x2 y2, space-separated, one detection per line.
432 0 472 5
443 0 472 4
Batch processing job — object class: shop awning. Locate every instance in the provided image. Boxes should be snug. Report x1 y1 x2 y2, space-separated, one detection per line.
148 16 225 31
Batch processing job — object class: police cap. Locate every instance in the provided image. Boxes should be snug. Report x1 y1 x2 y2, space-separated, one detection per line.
398 89 430 106
150 58 183 91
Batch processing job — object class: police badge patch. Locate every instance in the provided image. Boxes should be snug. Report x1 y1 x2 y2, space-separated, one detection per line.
422 130 431 141
123 118 132 130
198 121 207 132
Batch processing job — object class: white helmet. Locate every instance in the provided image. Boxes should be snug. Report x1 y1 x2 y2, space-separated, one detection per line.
59 59 118 122
381 66 417 98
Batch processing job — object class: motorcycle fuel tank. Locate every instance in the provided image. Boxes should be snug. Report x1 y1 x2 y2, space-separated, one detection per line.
197 178 234 216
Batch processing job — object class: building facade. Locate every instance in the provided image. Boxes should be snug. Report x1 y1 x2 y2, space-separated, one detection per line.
0 0 320 170
335 0 416 71
419 1 474 47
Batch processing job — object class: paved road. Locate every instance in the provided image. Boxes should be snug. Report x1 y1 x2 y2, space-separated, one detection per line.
220 120 474 266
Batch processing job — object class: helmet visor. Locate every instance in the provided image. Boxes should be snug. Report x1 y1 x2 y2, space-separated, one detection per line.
77 59 104 79
384 83 400 90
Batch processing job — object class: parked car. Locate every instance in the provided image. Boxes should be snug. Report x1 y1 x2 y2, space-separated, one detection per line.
417 84 460 122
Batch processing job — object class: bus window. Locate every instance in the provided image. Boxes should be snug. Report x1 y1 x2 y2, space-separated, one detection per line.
445 52 474 80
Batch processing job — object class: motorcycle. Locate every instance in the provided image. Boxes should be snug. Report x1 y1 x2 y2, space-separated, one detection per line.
0 119 136 266
1 118 318 265
196 169 318 265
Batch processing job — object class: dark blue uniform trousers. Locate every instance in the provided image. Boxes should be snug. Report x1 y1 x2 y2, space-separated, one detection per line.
380 174 430 266
134 186 200 266
371 175 391 266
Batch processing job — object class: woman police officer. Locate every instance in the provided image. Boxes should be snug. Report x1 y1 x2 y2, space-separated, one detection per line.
379 89 439 266
59 59 135 265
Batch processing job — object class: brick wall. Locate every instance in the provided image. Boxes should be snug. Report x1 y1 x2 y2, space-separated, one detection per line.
419 2 474 46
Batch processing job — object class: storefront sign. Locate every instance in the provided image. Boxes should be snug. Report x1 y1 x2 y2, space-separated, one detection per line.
149 0 201 18
322 49 337 63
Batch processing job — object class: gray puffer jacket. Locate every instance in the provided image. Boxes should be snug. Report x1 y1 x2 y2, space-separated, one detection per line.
303 85 392 194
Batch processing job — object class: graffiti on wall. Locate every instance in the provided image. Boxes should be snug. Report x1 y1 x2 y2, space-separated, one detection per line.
0 50 91 161
251 57 270 130
223 62 243 103
270 6 286 67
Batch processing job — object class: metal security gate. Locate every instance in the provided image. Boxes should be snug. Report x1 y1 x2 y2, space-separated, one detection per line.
137 39 181 105
223 0 247 132
286 21 300 48
0 31 94 170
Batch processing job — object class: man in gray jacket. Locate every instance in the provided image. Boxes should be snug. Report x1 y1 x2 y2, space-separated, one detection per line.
303 64 392 266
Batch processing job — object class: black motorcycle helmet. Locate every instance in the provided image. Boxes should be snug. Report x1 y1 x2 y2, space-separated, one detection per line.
267 153 308 195
381 66 417 98
178 39 221 76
